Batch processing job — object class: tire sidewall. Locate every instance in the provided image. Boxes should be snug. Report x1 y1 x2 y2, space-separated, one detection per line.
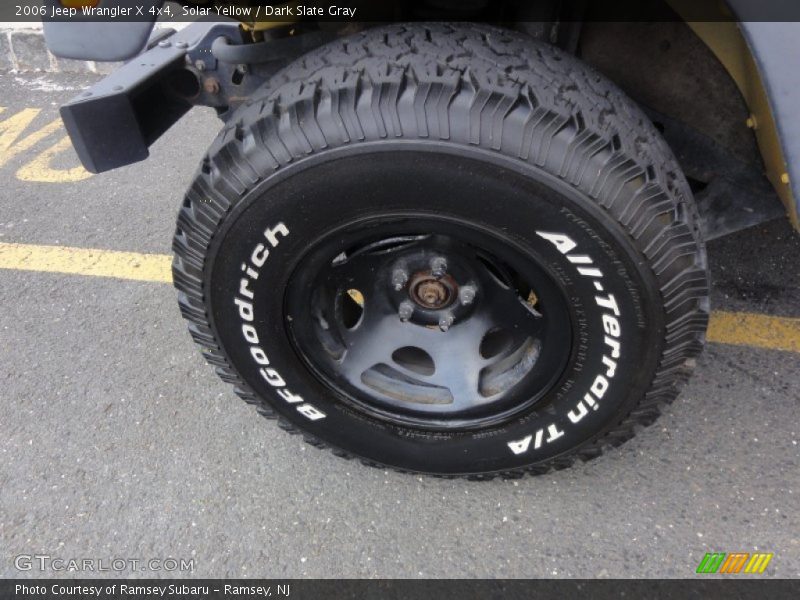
205 141 665 475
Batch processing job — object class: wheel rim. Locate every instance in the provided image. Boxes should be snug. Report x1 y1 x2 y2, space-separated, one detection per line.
285 216 573 430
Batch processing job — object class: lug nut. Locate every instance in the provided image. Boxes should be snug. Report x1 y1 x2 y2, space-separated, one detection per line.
430 257 447 279
438 313 454 332
459 285 477 306
398 300 414 322
392 267 409 291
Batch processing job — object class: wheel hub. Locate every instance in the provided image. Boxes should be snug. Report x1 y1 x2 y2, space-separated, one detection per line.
409 272 457 309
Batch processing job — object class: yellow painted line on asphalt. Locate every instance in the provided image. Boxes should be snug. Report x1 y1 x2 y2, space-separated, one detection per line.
0 241 798 353
708 310 800 354
0 242 171 283
1 106 93 183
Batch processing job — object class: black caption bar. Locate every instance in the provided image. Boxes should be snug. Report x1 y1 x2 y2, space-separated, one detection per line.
5 0 800 23
2 580 800 600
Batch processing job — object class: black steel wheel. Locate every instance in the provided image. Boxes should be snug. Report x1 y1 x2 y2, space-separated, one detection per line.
172 23 708 477
285 221 572 430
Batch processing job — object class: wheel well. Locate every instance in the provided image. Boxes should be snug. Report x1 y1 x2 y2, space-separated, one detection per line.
179 0 787 236
574 19 784 238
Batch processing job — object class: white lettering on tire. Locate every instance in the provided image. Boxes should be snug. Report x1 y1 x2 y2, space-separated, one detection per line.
232 223 326 421
506 231 621 455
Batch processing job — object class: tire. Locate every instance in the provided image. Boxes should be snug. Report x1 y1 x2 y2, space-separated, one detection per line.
172 23 709 478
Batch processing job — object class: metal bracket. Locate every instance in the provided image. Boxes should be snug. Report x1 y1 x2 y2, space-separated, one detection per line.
60 21 242 173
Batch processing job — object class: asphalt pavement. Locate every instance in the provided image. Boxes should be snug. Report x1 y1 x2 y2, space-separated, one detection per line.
0 71 798 579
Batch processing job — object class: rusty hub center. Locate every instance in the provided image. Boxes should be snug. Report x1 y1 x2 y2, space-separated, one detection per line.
409 272 457 309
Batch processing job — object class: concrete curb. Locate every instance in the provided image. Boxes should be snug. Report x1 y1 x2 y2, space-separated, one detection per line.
1 22 189 75
1 25 123 74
